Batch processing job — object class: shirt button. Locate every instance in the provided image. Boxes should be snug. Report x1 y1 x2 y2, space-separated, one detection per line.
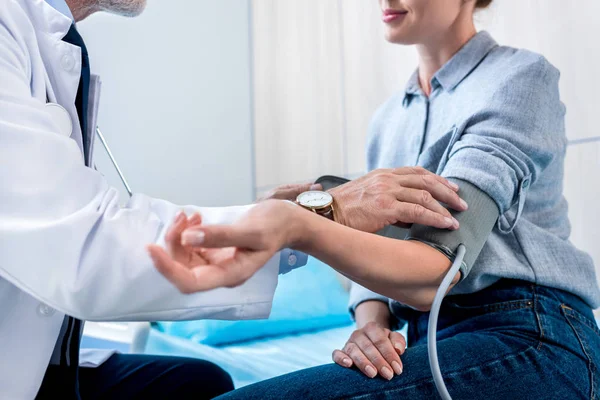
61 53 76 71
37 304 56 317
288 254 297 267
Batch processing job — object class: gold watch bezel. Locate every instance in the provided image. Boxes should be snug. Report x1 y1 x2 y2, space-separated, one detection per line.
296 191 333 211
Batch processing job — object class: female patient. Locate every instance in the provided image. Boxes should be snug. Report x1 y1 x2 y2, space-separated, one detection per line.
152 0 600 398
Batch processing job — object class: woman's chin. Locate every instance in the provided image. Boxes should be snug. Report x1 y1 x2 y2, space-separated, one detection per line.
383 29 415 45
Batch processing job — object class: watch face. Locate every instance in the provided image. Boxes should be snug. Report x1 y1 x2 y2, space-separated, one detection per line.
297 191 333 208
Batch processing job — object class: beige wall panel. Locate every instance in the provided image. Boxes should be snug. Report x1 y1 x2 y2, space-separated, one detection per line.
252 0 345 189
340 0 417 175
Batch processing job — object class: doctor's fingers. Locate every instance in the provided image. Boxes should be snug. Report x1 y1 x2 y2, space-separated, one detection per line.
164 212 191 260
391 166 460 192
392 188 459 230
148 244 200 293
165 211 187 243
187 212 202 227
394 174 467 212
191 248 275 289
391 202 458 231
148 244 228 293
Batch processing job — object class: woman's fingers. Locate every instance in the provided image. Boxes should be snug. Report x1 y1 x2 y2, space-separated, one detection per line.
337 324 407 380
351 332 395 380
389 331 407 355
363 325 403 376
342 341 379 379
332 349 353 368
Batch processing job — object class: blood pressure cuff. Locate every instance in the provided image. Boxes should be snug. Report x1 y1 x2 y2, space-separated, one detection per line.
406 178 499 281
315 175 499 282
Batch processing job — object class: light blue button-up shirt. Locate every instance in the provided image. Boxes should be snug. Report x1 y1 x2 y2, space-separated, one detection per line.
351 31 600 311
44 0 307 276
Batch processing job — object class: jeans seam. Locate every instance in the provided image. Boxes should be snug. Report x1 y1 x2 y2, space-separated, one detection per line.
338 345 538 400
533 286 545 351
564 307 600 337
443 299 534 314
561 305 596 400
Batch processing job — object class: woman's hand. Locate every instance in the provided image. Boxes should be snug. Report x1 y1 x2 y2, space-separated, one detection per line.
329 167 467 233
333 321 406 380
149 201 298 293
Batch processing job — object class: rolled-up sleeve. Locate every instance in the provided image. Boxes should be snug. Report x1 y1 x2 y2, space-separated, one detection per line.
348 282 390 319
439 55 566 233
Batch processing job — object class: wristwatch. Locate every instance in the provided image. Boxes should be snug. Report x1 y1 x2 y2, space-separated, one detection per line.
296 190 336 221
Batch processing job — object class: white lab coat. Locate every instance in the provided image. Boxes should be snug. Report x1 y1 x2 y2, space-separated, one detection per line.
0 1 279 398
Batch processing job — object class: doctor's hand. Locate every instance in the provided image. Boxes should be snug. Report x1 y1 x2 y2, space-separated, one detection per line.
148 204 288 293
148 212 244 293
329 167 467 233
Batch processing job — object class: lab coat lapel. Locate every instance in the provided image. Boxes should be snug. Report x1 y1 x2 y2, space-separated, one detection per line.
33 1 86 158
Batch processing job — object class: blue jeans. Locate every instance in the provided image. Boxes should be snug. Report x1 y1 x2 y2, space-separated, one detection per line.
216 280 600 399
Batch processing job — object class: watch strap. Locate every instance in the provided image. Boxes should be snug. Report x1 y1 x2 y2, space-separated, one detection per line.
315 204 335 221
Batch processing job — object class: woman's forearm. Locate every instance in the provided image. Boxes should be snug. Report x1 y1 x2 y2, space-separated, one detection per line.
354 300 392 329
290 206 457 310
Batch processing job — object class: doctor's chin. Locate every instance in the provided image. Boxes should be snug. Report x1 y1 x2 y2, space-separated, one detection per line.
1 0 599 399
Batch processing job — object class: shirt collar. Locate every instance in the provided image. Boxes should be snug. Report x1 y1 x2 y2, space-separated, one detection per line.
45 0 75 22
403 31 498 102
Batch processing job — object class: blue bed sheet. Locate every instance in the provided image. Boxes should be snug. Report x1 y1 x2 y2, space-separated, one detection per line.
144 323 356 388
141 316 600 388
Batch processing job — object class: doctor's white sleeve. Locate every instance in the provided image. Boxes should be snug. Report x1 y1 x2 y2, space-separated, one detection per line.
0 21 279 322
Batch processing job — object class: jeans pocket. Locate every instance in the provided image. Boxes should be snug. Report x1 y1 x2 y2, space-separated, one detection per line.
561 305 600 400
562 306 600 337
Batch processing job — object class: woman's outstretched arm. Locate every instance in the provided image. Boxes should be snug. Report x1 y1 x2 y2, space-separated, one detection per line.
151 199 458 311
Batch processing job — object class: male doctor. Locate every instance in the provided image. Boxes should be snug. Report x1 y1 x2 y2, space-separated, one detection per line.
0 0 465 398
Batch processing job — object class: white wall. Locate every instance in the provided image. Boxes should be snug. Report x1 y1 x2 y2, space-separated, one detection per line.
78 0 255 207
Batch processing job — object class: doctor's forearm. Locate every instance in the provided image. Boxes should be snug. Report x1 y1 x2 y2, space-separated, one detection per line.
290 208 455 311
